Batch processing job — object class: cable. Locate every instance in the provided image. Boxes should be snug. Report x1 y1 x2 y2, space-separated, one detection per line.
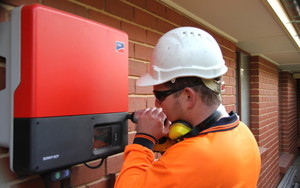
84 157 106 169
42 178 50 188
60 179 65 188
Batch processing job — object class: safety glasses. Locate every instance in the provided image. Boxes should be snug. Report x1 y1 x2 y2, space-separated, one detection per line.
153 87 184 102
153 82 202 102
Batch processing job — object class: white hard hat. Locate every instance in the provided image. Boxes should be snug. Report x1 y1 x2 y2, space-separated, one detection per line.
137 27 228 87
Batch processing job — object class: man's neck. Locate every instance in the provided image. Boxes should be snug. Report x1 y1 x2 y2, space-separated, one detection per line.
191 104 228 127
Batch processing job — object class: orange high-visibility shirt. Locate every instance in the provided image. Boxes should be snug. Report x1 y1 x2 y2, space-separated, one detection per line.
115 113 261 188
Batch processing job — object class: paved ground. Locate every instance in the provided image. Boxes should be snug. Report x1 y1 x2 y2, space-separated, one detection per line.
277 154 300 187
293 156 300 184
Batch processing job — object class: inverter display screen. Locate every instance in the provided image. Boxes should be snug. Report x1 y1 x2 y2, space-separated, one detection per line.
93 126 112 149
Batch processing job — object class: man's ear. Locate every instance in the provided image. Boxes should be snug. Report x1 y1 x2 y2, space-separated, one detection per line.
183 87 197 109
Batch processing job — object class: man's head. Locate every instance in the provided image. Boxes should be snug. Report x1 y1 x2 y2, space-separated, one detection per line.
152 77 222 122
160 77 221 107
136 27 227 123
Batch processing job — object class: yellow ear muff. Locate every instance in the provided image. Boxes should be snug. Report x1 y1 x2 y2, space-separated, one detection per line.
168 121 193 140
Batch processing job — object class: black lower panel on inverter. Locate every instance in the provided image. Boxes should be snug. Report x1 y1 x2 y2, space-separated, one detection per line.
13 112 128 175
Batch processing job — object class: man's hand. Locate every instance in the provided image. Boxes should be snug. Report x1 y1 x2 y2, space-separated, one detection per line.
136 108 171 141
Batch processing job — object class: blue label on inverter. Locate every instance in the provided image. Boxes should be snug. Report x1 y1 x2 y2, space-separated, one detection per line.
116 41 124 53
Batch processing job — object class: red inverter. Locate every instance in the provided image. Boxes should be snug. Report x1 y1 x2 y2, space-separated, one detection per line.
0 4 128 175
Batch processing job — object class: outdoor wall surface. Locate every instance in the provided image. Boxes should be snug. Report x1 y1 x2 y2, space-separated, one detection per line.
250 56 280 188
279 72 297 155
0 0 298 188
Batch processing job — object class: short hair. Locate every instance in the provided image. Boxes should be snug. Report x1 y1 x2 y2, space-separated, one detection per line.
163 77 221 106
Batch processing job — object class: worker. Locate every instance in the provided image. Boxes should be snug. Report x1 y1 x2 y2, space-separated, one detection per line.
115 27 261 187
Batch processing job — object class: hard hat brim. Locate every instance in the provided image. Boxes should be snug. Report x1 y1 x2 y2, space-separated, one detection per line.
136 73 161 86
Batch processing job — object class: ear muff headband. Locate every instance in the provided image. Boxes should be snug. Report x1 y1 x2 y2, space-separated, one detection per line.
169 110 222 140
168 120 193 140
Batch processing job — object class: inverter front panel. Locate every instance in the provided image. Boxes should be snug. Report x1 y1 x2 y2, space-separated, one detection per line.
13 112 128 175
5 4 129 175
14 4 128 118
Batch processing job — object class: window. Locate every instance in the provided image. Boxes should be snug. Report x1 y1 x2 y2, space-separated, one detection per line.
236 51 250 126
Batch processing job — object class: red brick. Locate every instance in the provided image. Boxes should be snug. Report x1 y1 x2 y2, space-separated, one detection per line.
166 7 182 25
230 76 237 85
128 97 147 111
224 104 235 112
0 67 5 91
136 84 152 95
106 154 124 174
127 0 147 8
88 9 121 29
222 95 236 105
146 97 156 108
106 0 134 21
226 67 235 77
134 8 156 29
224 86 235 95
44 0 86 18
2 0 38 6
0 7 7 22
220 37 234 49
122 22 146 43
229 41 236 51
278 71 297 155
70 161 106 186
128 78 135 94
182 16 199 27
87 177 111 188
10 178 45 188
146 30 161 46
250 56 260 62
225 59 237 70
156 18 175 33
223 76 234 87
128 119 136 132
128 132 136 144
77 0 104 10
212 32 222 44
134 44 153 61
129 42 134 58
147 0 166 18
129 59 147 77
0 147 8 154
221 47 235 60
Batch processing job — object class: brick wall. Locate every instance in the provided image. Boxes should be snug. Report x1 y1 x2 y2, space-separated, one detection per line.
250 56 280 188
279 72 297 154
279 72 299 184
277 71 298 182
0 0 294 188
